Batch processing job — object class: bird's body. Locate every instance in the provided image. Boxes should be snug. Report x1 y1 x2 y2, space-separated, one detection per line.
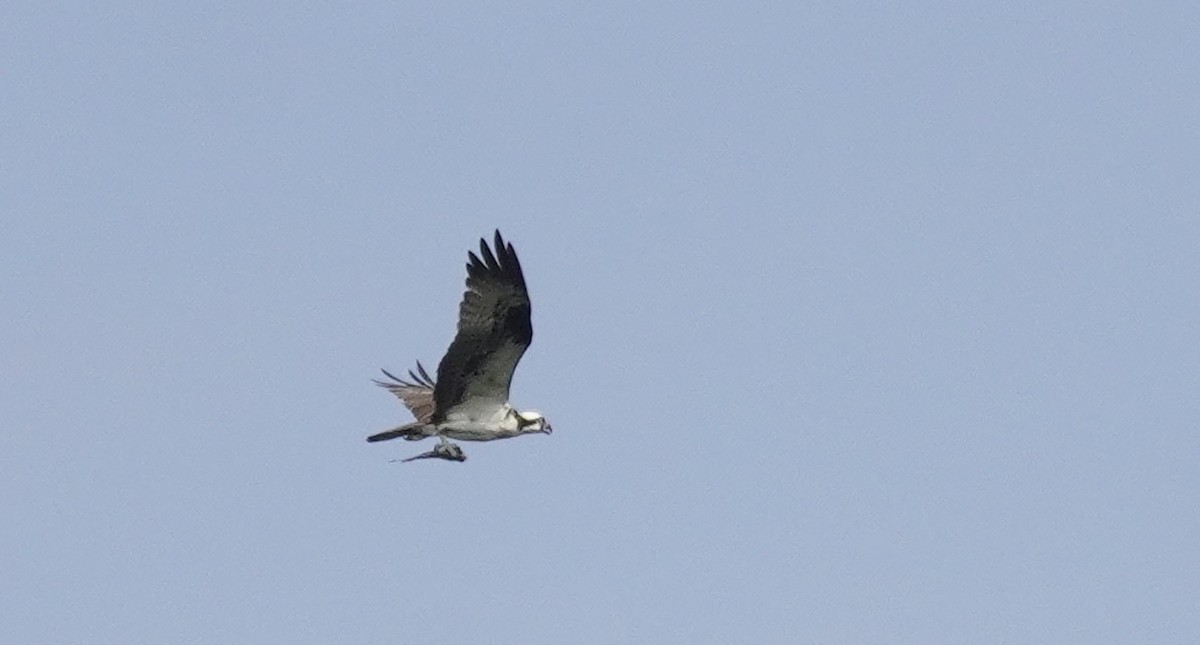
367 231 552 462
440 404 522 440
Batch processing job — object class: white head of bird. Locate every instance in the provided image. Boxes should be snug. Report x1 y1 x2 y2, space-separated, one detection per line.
516 409 553 434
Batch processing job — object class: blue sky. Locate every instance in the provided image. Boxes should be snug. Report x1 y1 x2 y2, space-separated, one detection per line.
3 2 1198 643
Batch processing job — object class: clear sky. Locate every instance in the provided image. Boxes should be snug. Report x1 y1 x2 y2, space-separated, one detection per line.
3 2 1198 643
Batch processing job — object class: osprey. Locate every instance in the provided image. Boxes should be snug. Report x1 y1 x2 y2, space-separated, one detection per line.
367 230 552 462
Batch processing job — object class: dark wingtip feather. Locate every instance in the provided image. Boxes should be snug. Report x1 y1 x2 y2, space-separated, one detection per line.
416 361 434 385
466 250 486 279
408 363 434 388
480 230 524 289
479 236 499 270
466 230 526 289
377 366 434 389
505 242 526 288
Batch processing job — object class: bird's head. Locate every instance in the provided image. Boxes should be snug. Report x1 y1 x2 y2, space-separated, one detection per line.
516 410 553 435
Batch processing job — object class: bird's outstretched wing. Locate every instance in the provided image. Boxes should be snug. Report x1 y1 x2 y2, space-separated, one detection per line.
433 230 532 421
373 361 436 423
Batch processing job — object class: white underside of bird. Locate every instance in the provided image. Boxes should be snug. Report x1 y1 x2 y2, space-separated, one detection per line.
398 405 549 442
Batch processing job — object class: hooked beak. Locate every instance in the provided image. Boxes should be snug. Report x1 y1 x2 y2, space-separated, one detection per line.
543 424 553 435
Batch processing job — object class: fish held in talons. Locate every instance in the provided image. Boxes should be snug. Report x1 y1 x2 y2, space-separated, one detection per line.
392 442 467 463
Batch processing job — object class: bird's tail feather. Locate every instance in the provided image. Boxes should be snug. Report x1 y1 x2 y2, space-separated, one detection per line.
367 421 432 443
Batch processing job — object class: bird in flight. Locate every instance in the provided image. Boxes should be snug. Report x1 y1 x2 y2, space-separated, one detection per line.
368 230 552 462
